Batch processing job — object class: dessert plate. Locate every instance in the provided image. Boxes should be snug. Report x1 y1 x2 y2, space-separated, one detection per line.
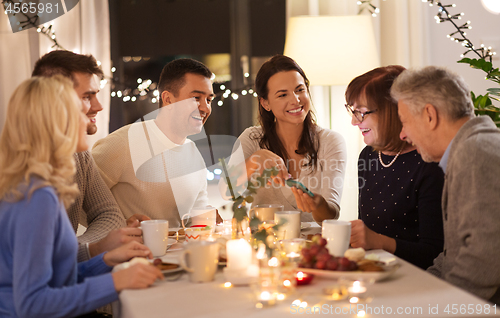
298 261 400 282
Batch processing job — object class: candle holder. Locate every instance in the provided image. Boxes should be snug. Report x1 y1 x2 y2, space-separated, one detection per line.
278 264 297 294
280 238 306 264
295 271 314 286
216 219 233 237
323 284 348 301
223 239 258 285
252 285 278 308
339 278 373 303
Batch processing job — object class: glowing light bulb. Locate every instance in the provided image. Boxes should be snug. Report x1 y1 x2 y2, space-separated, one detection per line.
207 171 215 181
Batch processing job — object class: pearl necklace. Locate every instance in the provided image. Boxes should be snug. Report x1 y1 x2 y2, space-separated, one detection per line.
378 150 402 168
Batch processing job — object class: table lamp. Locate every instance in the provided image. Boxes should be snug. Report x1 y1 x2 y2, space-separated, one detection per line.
284 15 380 86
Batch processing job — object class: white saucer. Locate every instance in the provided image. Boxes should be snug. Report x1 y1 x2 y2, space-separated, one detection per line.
301 223 311 230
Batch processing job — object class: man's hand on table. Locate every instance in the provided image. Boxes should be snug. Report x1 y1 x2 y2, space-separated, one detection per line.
88 225 144 258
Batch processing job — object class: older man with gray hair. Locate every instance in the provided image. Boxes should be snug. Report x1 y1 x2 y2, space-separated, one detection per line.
391 65 500 305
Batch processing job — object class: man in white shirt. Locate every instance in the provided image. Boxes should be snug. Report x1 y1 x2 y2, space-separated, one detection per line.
92 58 216 227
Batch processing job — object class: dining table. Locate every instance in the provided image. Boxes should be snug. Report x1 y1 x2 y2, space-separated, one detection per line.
113 222 499 318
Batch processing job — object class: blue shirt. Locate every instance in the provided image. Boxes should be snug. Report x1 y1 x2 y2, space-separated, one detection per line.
439 140 453 173
0 180 117 317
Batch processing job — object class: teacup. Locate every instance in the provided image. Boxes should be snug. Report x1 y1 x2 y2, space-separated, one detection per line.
141 220 169 257
182 206 217 231
275 211 301 239
179 240 220 283
249 204 284 222
184 225 212 242
322 220 351 256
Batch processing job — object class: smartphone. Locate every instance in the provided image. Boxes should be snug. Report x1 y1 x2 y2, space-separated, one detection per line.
285 179 314 197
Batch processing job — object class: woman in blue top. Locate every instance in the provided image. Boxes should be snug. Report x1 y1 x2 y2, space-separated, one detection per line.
0 76 163 318
345 66 444 269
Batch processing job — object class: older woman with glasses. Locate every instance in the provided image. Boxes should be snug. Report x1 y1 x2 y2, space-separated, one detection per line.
345 65 444 269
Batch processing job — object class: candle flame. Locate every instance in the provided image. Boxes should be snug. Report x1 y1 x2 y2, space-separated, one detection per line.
260 291 271 300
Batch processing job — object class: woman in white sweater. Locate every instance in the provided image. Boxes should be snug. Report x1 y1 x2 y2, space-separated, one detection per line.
224 55 346 223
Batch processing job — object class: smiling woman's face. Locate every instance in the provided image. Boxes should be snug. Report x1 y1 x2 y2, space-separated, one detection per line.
261 71 310 127
350 93 380 147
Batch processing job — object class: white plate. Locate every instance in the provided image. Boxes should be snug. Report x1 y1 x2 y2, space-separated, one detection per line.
167 238 176 247
301 223 311 230
298 261 400 282
159 264 183 275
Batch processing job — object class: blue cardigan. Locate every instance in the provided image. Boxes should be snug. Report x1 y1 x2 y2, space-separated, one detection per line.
0 181 118 318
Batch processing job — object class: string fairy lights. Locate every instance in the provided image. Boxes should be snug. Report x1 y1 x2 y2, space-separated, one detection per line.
423 0 496 61
109 60 258 106
5 0 493 106
2 0 65 50
357 0 382 17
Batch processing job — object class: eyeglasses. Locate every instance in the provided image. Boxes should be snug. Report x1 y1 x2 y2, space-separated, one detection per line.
345 104 377 123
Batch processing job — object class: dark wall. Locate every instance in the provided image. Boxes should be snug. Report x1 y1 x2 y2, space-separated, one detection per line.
111 0 285 57
108 0 286 134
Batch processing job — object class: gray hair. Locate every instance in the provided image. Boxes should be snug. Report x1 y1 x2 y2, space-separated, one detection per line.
390 66 474 121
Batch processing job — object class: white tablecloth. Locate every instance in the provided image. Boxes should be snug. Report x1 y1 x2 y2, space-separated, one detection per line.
113 223 499 318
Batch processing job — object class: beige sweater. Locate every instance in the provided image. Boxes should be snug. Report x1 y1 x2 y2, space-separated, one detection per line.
70 151 126 262
92 120 209 228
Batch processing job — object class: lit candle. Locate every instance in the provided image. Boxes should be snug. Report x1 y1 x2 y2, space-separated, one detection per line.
296 271 314 285
256 290 277 307
347 280 368 302
348 281 367 294
226 239 252 271
286 251 301 259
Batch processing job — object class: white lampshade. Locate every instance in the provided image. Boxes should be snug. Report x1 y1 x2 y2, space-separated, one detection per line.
482 0 500 14
284 15 380 86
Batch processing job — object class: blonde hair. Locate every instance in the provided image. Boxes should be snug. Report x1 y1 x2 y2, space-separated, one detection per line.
0 76 81 208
